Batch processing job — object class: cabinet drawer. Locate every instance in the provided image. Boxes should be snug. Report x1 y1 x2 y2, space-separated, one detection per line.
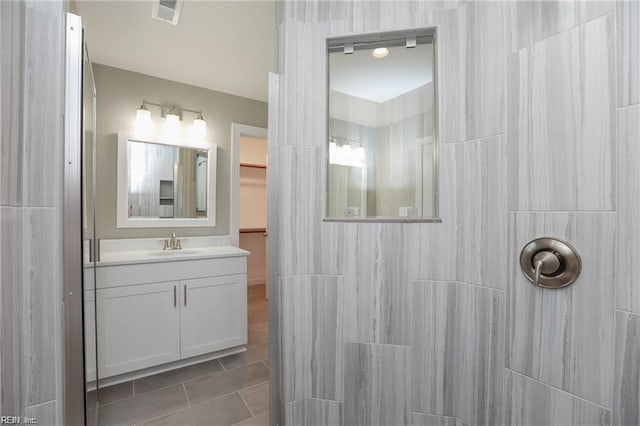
96 256 247 288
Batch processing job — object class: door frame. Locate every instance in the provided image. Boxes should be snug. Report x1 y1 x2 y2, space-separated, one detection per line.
231 123 268 248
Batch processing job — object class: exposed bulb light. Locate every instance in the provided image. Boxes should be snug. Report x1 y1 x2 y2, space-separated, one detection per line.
371 47 389 59
165 112 180 138
135 104 151 136
192 114 206 139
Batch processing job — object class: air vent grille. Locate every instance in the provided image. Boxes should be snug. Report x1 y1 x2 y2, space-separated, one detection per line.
152 0 183 26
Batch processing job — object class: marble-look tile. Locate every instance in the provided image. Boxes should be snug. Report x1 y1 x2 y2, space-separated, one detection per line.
438 1 509 143
305 398 342 426
504 370 610 426
411 281 503 426
411 282 457 417
618 0 640 107
508 14 615 211
22 208 57 406
410 412 466 426
408 143 457 282
281 275 343 402
22 5 62 206
613 310 640 426
279 21 328 149
285 399 306 426
286 398 342 426
0 207 24 415
0 0 24 206
280 146 345 275
268 277 283 425
343 342 410 426
506 212 615 406
343 223 410 345
456 136 507 290
24 399 56 426
616 105 640 314
510 0 614 52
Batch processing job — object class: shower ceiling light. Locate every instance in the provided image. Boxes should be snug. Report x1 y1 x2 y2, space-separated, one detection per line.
372 47 389 58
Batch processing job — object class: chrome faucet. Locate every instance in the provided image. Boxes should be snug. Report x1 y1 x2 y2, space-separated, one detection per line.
163 232 182 250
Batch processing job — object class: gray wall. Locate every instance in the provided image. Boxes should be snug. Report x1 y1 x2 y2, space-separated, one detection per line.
274 1 639 425
92 64 268 239
0 0 65 424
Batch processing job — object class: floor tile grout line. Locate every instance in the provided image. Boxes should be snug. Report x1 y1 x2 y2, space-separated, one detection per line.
231 411 269 426
133 359 259 398
238 379 270 394
183 383 191 406
238 391 256 418
100 361 266 408
136 387 259 425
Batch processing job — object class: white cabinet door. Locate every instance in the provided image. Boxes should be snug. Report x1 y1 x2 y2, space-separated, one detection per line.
180 275 247 358
97 281 180 378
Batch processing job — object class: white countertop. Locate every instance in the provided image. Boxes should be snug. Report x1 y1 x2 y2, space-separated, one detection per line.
86 245 249 267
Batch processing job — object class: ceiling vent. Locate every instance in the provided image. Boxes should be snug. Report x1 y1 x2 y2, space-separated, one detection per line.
152 0 184 26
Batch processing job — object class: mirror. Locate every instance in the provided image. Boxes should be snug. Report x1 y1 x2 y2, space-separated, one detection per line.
326 30 438 220
117 132 217 228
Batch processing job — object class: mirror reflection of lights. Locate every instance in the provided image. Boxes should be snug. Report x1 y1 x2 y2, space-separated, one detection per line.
329 142 366 168
371 47 389 58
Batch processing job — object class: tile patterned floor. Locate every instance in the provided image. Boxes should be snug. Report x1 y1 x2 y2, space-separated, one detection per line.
95 284 269 426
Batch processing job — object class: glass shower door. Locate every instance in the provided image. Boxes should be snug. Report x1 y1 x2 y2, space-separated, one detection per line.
82 37 99 426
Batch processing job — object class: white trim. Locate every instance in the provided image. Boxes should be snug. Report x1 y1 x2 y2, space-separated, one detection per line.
116 131 217 228
231 123 268 247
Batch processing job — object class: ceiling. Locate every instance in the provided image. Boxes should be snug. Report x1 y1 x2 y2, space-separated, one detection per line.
75 1 275 102
329 43 433 103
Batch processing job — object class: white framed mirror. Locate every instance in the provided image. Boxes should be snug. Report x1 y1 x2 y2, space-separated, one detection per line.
116 131 217 228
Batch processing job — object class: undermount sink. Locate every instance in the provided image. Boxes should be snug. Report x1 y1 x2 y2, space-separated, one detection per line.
148 249 201 256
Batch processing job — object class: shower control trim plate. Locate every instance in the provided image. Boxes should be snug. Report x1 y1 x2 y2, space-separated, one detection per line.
519 237 582 289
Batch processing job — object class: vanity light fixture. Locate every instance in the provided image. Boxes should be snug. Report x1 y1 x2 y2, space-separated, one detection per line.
135 100 206 139
193 113 206 138
372 47 389 58
135 103 152 136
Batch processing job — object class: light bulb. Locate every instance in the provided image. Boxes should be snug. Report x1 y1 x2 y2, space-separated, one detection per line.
371 47 389 58
135 107 151 136
165 113 180 138
193 116 206 139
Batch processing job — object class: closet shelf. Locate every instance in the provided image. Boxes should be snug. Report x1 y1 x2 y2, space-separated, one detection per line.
240 162 267 169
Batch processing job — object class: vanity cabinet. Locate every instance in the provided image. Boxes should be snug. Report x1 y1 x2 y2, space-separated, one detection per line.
92 252 248 380
97 281 181 377
180 275 246 358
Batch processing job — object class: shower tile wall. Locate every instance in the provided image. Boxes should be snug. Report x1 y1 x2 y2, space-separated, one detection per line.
274 1 637 425
0 0 65 423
